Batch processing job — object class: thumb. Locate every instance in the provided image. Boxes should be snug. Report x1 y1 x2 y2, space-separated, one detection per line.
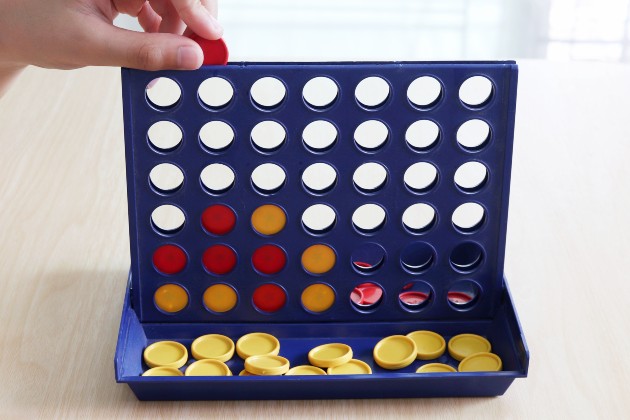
85 23 203 70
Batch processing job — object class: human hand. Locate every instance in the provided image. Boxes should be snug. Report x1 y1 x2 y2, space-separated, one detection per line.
0 0 221 94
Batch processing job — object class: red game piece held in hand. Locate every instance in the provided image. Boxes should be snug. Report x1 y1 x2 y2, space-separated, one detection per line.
189 35 229 66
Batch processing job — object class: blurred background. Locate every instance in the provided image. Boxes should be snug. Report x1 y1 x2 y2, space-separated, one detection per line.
116 0 630 62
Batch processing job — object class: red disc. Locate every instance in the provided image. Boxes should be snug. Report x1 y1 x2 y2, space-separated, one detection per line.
153 244 187 275
201 204 236 235
202 244 237 275
252 284 286 313
189 35 229 65
358 285 383 305
252 244 286 275
447 291 474 305
399 291 429 306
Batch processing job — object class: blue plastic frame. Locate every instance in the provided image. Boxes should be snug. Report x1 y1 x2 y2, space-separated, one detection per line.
116 61 528 399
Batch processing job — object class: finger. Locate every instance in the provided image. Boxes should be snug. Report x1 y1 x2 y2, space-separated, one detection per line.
138 2 162 33
112 0 147 17
170 0 223 39
85 21 203 70
150 0 186 34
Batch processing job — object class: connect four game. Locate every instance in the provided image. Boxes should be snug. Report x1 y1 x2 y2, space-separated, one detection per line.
114 45 529 400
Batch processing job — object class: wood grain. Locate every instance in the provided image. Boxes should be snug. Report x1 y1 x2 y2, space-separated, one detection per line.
0 62 628 418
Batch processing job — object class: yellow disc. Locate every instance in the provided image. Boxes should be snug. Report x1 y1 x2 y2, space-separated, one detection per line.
406 330 446 360
308 343 353 368
327 359 372 375
203 284 238 313
191 334 235 362
448 334 492 361
301 244 336 274
236 332 280 359
143 341 188 368
251 204 287 235
301 283 336 313
154 284 188 313
239 369 257 376
142 367 184 377
373 335 417 370
244 355 290 376
416 363 457 373
185 359 233 376
285 365 327 376
458 352 502 372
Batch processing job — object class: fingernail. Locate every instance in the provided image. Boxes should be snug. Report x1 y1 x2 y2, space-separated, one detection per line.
177 45 201 69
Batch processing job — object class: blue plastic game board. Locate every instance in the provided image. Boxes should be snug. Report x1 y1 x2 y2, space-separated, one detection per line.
115 61 529 400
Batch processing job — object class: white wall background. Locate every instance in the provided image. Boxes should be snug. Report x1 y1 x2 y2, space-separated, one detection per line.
115 0 630 61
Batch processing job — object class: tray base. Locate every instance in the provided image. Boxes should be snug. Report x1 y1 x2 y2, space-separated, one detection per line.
115 273 528 400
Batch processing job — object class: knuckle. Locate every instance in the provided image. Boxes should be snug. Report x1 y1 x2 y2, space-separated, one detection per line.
135 43 165 70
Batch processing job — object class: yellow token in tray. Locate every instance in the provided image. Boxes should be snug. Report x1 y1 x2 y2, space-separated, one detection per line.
406 330 446 360
142 367 184 377
327 359 372 375
458 352 502 372
416 363 457 373
239 369 257 376
143 341 188 368
251 204 287 235
185 359 232 376
236 332 280 359
308 343 353 368
285 365 327 376
191 334 235 362
244 355 290 376
373 335 417 370
448 334 492 361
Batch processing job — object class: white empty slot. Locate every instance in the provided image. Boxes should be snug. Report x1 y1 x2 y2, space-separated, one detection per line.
352 204 386 232
302 163 337 193
355 77 390 108
251 120 286 151
303 77 338 108
353 162 387 192
302 120 337 151
404 162 438 192
199 121 234 151
459 76 493 107
146 78 181 108
148 121 182 151
354 120 388 151
251 163 286 193
200 163 235 193
405 120 439 150
407 76 441 107
402 203 436 232
452 202 485 231
151 204 185 233
198 77 234 108
149 163 184 192
251 77 286 108
454 161 488 191
457 119 490 150
302 204 336 232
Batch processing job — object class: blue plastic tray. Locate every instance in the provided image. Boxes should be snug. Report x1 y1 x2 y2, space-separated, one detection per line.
115 61 528 399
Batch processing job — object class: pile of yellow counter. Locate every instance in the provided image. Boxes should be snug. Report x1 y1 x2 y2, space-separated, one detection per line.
142 331 502 377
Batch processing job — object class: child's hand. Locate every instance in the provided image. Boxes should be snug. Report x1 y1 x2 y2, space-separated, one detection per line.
0 0 221 93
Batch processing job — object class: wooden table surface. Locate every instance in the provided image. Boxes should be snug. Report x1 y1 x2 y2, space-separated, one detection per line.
0 60 628 418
